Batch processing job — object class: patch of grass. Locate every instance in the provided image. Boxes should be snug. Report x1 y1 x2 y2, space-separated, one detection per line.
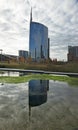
0 62 78 72
0 74 78 86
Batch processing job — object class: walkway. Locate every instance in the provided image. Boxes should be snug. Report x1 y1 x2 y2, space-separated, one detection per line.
0 68 78 77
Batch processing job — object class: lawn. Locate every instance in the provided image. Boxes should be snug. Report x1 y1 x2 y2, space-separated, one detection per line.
0 74 78 86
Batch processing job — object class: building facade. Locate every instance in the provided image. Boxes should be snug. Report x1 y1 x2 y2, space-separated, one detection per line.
29 10 49 62
67 46 78 61
0 54 18 63
19 50 28 59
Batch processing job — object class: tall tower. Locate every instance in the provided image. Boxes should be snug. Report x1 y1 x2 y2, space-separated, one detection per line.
30 7 32 22
29 7 49 62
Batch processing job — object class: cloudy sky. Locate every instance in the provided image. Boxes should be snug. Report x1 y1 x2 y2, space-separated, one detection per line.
0 0 78 61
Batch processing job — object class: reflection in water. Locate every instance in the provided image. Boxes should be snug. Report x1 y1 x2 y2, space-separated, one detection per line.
0 71 19 76
29 80 49 118
19 72 28 76
0 80 78 130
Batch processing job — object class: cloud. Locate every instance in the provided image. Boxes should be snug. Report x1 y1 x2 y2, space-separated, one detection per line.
0 0 78 61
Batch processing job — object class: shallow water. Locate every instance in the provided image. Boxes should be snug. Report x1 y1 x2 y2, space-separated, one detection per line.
0 80 78 130
0 71 19 76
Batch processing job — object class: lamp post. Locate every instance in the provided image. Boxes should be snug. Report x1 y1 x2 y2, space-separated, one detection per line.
0 49 3 63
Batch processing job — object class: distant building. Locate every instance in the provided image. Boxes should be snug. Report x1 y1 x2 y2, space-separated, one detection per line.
19 50 28 59
67 46 78 61
29 9 50 62
0 54 18 63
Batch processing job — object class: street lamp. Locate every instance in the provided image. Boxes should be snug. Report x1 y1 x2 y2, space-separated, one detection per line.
0 49 3 62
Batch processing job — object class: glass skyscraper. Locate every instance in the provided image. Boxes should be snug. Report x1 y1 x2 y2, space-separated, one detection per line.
19 50 28 59
68 46 78 61
29 9 49 62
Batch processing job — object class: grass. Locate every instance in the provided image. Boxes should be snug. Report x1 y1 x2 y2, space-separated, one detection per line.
0 74 78 86
0 62 78 72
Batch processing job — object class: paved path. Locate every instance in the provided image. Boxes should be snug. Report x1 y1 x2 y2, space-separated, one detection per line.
0 68 78 77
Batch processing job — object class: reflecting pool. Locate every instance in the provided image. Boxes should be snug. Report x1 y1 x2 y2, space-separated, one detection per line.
0 80 78 130
0 71 19 76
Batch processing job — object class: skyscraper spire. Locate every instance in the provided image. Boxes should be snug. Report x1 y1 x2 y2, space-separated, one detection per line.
30 7 32 22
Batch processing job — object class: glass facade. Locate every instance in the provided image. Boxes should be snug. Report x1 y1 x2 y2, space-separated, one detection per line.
68 46 78 57
68 46 78 61
29 80 49 107
19 50 28 59
29 22 49 61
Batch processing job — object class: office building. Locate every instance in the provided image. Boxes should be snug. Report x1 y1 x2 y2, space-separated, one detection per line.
67 46 78 61
29 9 50 62
19 50 28 59
0 54 18 63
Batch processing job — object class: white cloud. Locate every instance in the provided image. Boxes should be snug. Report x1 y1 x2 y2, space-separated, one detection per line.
0 0 78 61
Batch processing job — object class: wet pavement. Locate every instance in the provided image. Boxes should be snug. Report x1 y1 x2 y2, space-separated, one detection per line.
0 80 78 130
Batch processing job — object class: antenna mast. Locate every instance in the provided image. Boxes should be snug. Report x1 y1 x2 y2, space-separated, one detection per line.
30 7 32 22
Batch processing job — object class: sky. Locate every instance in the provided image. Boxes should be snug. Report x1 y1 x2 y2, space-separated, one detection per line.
0 0 78 61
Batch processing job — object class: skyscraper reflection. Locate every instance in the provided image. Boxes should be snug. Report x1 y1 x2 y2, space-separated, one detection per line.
28 80 49 118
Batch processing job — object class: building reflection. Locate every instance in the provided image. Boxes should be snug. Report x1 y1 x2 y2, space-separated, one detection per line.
28 80 49 118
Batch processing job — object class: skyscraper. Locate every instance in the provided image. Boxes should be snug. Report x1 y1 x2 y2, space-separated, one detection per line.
67 46 78 61
19 50 28 59
29 9 49 62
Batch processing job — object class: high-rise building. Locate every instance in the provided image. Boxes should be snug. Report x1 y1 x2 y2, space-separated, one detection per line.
29 9 50 62
67 46 78 61
19 50 28 59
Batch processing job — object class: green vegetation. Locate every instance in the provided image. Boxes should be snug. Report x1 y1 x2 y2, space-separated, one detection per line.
0 62 78 72
0 61 78 86
0 74 78 86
